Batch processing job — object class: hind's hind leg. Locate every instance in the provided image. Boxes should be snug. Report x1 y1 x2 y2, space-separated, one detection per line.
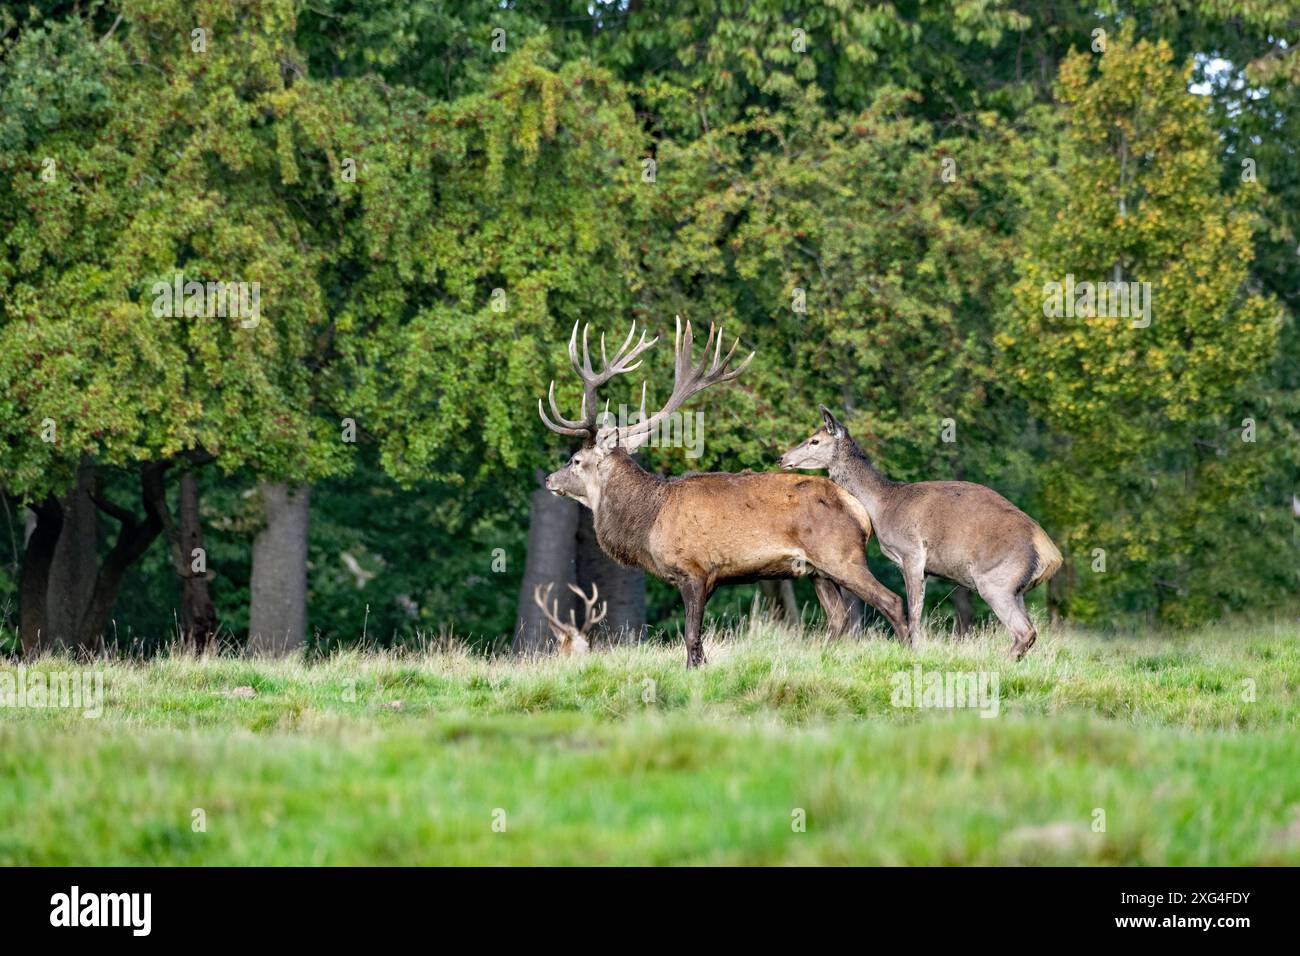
980 586 1036 660
1010 594 1037 659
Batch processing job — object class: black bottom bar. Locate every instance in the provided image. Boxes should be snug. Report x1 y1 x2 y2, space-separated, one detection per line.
0 866 1291 942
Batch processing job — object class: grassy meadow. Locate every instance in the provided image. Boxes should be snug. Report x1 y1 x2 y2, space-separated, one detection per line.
2 617 1299 865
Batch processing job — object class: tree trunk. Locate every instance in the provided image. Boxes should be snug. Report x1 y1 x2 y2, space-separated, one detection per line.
514 471 579 653
248 483 310 656
153 464 219 652
19 497 62 656
44 466 98 650
77 463 169 652
178 471 217 652
575 507 645 644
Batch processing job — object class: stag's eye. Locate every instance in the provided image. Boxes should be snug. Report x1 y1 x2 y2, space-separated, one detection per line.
810 439 819 445
572 457 581 465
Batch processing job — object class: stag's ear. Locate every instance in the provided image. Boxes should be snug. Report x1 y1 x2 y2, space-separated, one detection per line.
596 426 628 451
625 434 652 452
619 429 653 452
819 404 845 439
598 421 653 452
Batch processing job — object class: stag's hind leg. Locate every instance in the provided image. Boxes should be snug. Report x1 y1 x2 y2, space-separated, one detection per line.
804 515 907 643
816 557 907 643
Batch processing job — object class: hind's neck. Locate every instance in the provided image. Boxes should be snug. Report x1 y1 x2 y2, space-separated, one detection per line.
831 439 895 516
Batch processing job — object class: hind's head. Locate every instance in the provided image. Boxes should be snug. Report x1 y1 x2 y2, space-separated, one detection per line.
780 406 848 471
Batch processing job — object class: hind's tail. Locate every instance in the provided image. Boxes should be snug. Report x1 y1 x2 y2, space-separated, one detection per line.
1028 524 1063 592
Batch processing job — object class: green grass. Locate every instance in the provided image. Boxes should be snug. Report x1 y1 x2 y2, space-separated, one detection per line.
2 618 1299 864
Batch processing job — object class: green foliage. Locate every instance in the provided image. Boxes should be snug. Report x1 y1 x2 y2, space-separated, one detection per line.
0 2 1295 643
996 32 1287 624
296 0 553 100
631 85 1032 488
304 453 530 651
581 0 1045 132
0 1 349 494
325 38 648 484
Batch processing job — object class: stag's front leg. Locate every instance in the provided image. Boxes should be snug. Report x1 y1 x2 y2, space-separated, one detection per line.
679 577 708 667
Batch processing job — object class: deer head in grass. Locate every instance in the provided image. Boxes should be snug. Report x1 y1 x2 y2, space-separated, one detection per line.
532 581 608 656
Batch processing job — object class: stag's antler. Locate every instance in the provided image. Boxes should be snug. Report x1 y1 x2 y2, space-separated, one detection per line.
537 317 754 448
613 316 754 450
532 581 608 654
566 581 608 633
538 321 658 439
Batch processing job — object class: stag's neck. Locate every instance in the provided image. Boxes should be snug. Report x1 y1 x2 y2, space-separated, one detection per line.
830 439 897 518
590 450 668 570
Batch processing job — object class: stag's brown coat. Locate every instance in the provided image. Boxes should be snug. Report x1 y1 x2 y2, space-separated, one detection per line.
539 320 906 666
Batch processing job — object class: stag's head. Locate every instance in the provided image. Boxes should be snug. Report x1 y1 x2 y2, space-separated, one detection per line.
538 317 754 510
780 405 846 471
532 581 608 656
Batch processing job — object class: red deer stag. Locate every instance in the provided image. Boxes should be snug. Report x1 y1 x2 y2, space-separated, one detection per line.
538 319 907 667
781 406 1062 660
533 581 607 656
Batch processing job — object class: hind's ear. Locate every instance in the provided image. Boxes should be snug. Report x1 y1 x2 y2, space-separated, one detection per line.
819 404 845 439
